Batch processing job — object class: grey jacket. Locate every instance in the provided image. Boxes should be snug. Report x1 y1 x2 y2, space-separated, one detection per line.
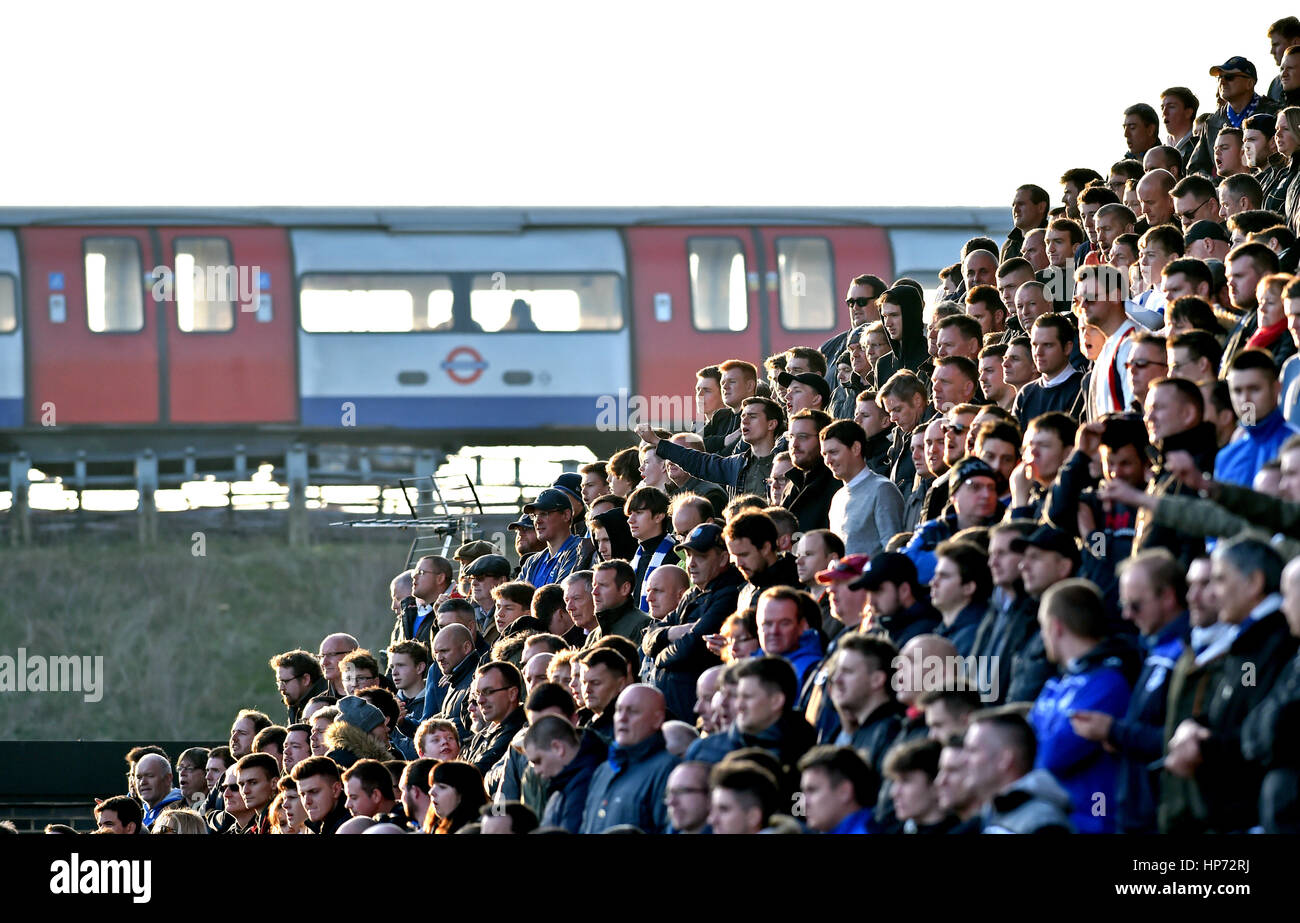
580 730 679 834
981 769 1075 834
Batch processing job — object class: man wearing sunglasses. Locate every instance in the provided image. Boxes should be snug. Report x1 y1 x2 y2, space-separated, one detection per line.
1188 55 1281 178
819 274 886 392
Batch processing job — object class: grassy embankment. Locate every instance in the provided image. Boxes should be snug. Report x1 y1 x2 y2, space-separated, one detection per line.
0 536 410 741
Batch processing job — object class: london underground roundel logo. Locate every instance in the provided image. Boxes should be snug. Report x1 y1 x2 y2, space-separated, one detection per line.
441 346 487 385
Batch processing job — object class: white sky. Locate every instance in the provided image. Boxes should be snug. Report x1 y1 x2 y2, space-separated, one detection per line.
2 1 1295 207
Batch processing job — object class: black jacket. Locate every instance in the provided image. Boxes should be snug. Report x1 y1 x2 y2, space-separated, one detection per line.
643 564 745 723
1196 607 1298 833
463 706 528 776
863 429 894 478
433 652 479 742
1186 95 1282 177
970 591 1038 706
309 798 352 836
778 462 838 532
286 675 330 726
873 599 941 651
702 407 738 455
1136 422 1219 564
872 285 932 386
736 553 801 613
831 698 906 775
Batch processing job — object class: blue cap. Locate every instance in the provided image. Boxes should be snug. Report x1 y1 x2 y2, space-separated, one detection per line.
1209 56 1257 80
675 523 725 552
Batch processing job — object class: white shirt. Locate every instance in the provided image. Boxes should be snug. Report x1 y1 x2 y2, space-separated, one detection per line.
1038 365 1078 389
1089 318 1140 420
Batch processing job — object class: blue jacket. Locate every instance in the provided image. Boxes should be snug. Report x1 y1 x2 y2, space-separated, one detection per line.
902 506 1006 584
827 806 874 834
1028 638 1136 834
935 601 985 657
142 788 186 828
1111 613 1188 834
541 729 607 833
769 629 825 691
1215 407 1300 488
580 730 679 834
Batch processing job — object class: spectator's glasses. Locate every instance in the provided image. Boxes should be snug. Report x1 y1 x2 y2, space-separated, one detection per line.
845 297 875 308
942 422 968 434
1125 358 1167 371
470 685 513 702
414 569 433 578
222 783 240 793
1176 198 1213 223
765 476 789 488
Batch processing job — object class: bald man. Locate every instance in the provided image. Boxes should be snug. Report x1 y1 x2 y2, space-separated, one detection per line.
580 685 681 833
134 753 185 828
645 565 690 622
524 652 554 693
428 623 478 739
318 632 359 697
963 249 998 293
695 665 725 733
1136 170 1176 229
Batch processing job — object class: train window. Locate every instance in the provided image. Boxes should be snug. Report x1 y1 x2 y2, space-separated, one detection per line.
175 237 235 332
85 238 144 333
776 237 835 331
688 238 747 331
0 276 15 332
299 274 453 331
468 273 623 332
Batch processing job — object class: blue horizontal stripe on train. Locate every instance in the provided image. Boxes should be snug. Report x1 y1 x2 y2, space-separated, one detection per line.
0 398 22 428
299 395 607 428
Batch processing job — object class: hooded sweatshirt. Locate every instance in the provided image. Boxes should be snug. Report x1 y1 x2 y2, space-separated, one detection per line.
872 286 932 386
590 507 638 562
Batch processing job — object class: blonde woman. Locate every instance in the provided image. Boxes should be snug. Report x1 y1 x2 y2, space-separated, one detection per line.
151 807 208 834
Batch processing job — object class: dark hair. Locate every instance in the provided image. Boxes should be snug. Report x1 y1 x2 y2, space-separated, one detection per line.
731 655 799 712
1161 86 1198 112
797 745 879 809
819 419 868 457
966 284 1006 315
936 313 983 344
723 510 778 552
252 726 287 754
524 681 578 718
1078 184 1120 207
1032 312 1077 348
1060 167 1104 188
962 236 1000 259
968 708 1038 775
94 795 144 833
709 760 780 823
1222 174 1264 209
802 528 845 559
935 355 980 387
530 586 567 627
478 800 539 833
291 755 342 784
789 408 832 432
270 650 323 684
1229 348 1280 380
341 758 396 801
1141 224 1184 257
427 761 488 834
835 633 899 690
1027 411 1078 449
1169 330 1222 370
1167 295 1219 332
1123 102 1159 128
934 539 994 606
882 737 943 781
358 686 401 731
475 660 524 695
1048 217 1084 247
625 484 670 518
1108 160 1144 182
579 646 629 678
1228 213 1287 241
1170 174 1215 201
608 447 642 487
1226 241 1281 276
525 713 580 751
593 558 637 592
741 396 788 436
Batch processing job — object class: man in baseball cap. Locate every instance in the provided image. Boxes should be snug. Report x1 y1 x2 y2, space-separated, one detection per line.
899 457 1006 585
777 370 831 415
815 552 870 639
849 552 941 649
1183 220 1232 262
520 488 592 588
507 513 544 562
1189 54 1281 176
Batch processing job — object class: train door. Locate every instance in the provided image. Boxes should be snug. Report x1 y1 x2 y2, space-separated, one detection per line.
154 227 296 423
755 226 894 357
624 227 764 418
0 231 22 427
21 227 161 424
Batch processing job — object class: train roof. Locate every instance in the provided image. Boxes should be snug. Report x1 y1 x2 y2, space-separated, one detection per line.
0 206 1008 233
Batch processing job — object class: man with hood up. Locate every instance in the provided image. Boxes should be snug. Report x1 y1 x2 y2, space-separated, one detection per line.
872 285 933 388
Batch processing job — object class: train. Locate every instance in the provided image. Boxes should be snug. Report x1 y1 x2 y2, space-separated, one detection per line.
0 207 1007 458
